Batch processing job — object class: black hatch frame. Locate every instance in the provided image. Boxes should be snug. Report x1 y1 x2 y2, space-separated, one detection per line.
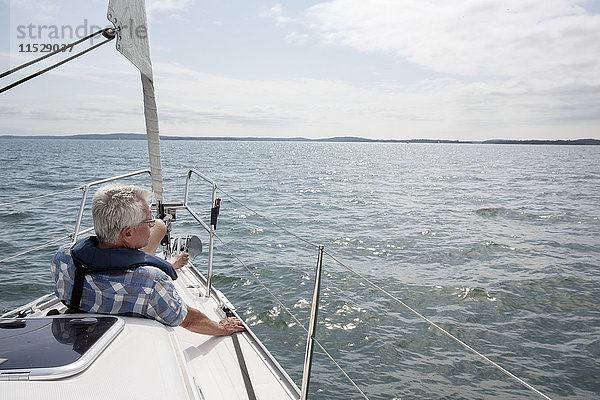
0 315 124 381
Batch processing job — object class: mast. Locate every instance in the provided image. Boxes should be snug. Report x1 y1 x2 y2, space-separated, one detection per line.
107 0 164 208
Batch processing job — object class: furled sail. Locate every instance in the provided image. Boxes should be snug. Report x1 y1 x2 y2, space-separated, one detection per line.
106 0 164 203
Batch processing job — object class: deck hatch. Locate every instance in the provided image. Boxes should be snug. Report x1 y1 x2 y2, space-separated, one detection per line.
0 316 124 380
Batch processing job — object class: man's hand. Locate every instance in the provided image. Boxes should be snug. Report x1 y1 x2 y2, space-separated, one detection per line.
168 253 189 270
218 317 246 335
181 307 246 336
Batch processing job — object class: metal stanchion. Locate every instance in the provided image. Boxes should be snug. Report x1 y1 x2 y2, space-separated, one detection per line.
300 245 324 400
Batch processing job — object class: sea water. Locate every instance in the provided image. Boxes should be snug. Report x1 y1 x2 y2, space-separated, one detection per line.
0 139 598 399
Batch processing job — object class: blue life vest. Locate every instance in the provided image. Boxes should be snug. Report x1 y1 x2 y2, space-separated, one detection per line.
71 236 177 278
68 236 177 311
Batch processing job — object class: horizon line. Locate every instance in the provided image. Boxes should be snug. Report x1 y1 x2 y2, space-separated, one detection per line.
1 133 599 145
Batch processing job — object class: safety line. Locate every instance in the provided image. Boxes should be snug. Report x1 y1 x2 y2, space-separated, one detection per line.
213 233 307 330
0 227 93 264
0 186 83 207
311 338 370 400
214 191 551 399
217 187 320 249
0 234 71 264
214 233 369 399
322 250 553 400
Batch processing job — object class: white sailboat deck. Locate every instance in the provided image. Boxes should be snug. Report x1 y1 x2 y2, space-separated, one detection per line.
1 262 300 400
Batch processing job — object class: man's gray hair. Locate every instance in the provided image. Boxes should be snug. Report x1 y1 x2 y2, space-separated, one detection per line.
92 184 152 244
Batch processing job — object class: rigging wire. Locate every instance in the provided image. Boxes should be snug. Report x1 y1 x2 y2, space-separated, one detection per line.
0 29 115 94
322 250 553 400
0 234 72 264
0 227 93 264
217 187 320 249
311 338 370 400
213 192 552 399
213 232 370 400
0 29 111 80
213 233 308 330
0 186 83 207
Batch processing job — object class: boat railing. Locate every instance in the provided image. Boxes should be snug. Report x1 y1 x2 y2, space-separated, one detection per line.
300 245 324 400
0 170 151 268
182 169 219 297
213 187 370 400
68 168 223 300
167 171 350 398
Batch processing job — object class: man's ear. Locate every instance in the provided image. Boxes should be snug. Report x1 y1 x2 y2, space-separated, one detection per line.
120 226 134 246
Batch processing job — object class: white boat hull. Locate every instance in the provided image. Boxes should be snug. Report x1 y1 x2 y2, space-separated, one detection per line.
1 261 300 400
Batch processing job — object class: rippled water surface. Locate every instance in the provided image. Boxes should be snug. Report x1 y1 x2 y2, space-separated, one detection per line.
1 139 598 399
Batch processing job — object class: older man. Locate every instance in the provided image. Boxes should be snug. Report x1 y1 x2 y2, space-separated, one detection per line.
51 184 244 336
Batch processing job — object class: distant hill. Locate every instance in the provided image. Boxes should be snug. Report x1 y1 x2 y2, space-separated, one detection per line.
1 133 598 145
482 139 600 145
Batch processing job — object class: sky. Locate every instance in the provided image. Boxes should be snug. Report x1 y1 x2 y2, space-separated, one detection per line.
1 0 599 140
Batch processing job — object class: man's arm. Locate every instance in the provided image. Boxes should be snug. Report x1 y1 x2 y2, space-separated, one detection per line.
180 306 245 336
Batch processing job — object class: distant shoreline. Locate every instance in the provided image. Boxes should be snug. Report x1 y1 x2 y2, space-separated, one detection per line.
0 133 598 145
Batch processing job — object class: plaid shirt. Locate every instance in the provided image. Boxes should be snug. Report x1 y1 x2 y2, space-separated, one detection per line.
51 243 187 327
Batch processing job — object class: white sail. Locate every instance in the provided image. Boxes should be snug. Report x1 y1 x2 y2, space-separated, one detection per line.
107 0 163 202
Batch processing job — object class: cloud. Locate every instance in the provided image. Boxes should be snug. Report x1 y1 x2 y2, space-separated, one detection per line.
2 55 598 139
298 0 600 138
133 62 600 139
260 4 293 25
307 0 600 85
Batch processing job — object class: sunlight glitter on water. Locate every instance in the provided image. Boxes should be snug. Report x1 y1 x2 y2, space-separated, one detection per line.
1 140 599 399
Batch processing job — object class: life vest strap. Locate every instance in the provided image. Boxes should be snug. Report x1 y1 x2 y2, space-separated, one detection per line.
68 261 86 312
